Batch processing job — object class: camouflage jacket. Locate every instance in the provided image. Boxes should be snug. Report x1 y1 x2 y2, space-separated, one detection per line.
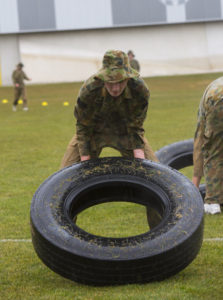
130 59 140 72
74 75 149 156
12 70 29 87
193 76 223 177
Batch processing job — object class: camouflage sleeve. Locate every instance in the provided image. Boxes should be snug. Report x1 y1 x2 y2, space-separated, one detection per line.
193 95 206 177
74 77 102 156
128 79 149 149
23 71 29 80
134 60 140 72
130 59 140 72
74 96 93 156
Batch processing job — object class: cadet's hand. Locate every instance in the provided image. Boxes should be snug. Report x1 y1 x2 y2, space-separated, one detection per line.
81 155 91 161
133 149 145 159
192 176 201 188
15 83 19 88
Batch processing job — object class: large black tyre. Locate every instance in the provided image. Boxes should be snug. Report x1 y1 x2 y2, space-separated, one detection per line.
30 157 204 286
155 139 194 169
155 139 206 199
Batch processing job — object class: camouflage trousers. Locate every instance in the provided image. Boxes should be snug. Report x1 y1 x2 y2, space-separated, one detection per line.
204 158 223 205
13 87 28 107
60 134 159 168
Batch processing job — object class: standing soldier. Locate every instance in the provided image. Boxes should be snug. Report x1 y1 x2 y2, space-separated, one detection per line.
128 50 140 72
60 49 159 227
192 77 223 214
12 63 31 111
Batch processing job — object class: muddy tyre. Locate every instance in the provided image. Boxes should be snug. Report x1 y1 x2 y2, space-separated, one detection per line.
156 139 206 199
30 157 204 286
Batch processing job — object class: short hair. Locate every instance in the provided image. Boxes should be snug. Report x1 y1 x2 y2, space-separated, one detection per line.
127 50 135 57
17 63 24 68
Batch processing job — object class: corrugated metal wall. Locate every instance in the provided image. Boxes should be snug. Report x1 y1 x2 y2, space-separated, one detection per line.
1 0 223 85
54 0 112 30
0 0 19 33
18 0 56 31
1 0 223 34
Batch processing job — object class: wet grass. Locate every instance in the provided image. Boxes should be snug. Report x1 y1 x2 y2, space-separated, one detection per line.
0 73 223 299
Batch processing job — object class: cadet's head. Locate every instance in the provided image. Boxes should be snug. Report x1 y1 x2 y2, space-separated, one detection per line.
95 50 139 97
127 50 135 60
17 63 24 69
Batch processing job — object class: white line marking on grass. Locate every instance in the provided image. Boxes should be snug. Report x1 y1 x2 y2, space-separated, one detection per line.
204 238 223 242
0 239 32 242
0 238 223 243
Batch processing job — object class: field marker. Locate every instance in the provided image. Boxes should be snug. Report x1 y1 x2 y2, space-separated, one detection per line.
2 99 8 104
41 101 48 106
0 238 223 243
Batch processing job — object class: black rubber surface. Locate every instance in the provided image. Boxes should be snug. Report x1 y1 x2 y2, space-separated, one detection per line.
156 139 206 199
30 157 204 286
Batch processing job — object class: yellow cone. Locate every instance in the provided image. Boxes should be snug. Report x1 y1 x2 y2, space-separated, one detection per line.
41 101 48 106
2 99 8 104
63 101 69 106
18 99 23 104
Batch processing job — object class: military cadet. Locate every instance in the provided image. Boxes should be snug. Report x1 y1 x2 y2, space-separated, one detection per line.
60 49 157 167
127 50 140 72
12 63 31 111
61 50 159 227
192 77 223 214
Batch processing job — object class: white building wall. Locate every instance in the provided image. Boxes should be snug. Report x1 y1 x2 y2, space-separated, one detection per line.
0 35 21 85
17 21 223 85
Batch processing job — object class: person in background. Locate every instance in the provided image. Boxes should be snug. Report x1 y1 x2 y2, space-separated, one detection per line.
12 63 31 111
127 50 140 72
192 76 223 214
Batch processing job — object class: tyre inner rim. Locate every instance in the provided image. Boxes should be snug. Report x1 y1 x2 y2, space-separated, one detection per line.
64 178 171 237
168 152 193 169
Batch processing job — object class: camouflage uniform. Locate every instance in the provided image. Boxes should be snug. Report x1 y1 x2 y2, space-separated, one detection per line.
193 76 223 205
61 50 158 168
12 65 29 108
127 50 140 72
130 58 140 72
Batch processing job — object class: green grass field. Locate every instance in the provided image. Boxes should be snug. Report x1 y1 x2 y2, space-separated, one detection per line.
0 73 223 300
